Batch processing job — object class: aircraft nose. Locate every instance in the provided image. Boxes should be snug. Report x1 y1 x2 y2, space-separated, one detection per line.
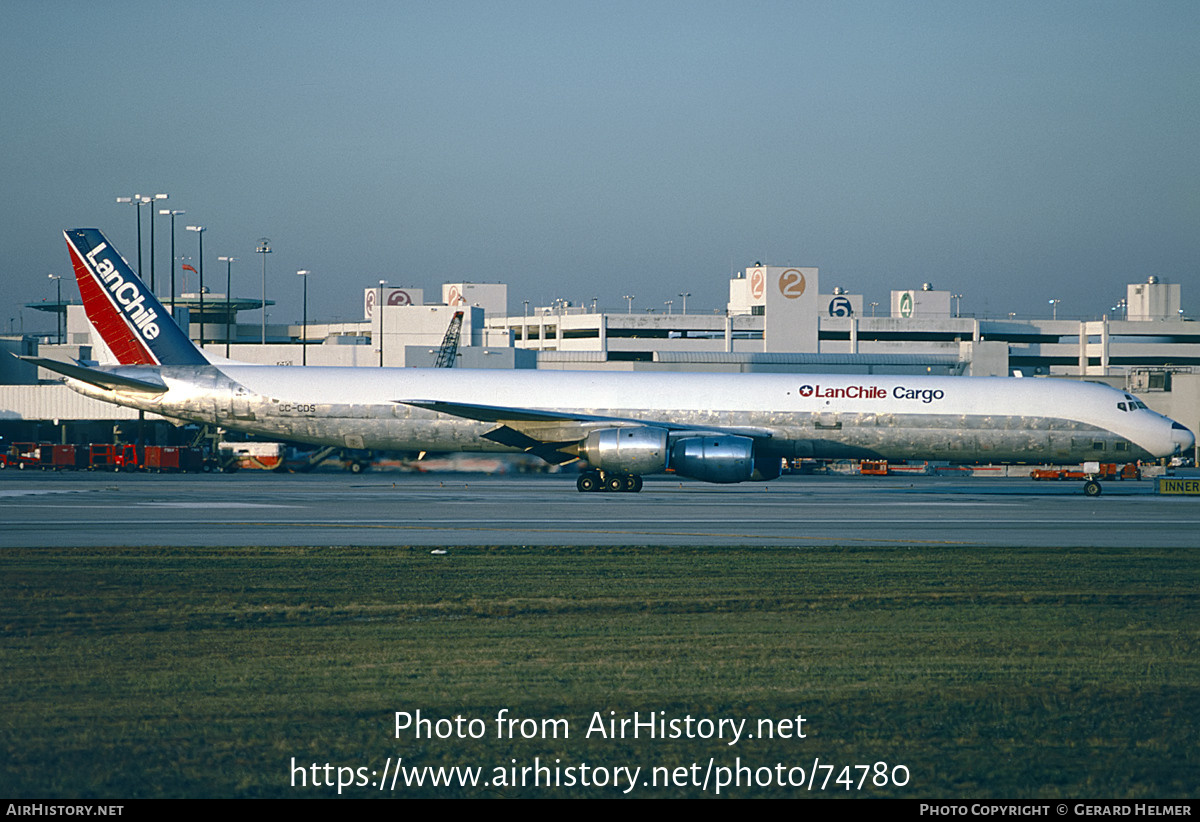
1171 421 1195 455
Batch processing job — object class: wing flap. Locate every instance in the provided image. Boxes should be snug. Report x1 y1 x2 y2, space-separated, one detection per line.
480 425 579 465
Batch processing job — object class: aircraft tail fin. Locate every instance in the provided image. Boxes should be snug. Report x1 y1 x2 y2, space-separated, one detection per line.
63 228 208 366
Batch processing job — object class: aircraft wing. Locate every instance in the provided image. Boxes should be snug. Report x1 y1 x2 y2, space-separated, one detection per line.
18 356 169 394
397 398 775 464
398 399 608 424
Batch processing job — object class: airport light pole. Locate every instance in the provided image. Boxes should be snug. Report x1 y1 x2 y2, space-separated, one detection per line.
186 226 206 349
623 294 635 314
378 281 386 367
1049 299 1061 321
146 193 168 293
297 270 311 366
48 274 62 344
159 209 185 313
116 195 147 276
678 292 690 314
256 238 271 344
219 256 237 358
664 299 673 315
952 293 962 318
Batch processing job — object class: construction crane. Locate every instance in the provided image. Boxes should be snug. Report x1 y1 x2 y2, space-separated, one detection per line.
434 310 464 368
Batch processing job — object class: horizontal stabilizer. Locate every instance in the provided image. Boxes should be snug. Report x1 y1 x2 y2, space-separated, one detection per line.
19 356 168 394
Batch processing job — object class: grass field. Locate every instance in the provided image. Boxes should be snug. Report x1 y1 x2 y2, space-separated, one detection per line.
2 544 1197 798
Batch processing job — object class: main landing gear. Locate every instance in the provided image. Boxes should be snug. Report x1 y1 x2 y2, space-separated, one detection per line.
1083 479 1102 497
577 470 643 493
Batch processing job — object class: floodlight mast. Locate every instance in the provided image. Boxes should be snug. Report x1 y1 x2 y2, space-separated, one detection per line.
186 225 206 348
297 269 311 365
159 209 185 313
256 238 272 344
219 256 238 358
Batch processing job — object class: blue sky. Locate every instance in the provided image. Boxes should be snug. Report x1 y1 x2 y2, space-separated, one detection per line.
2 0 1197 331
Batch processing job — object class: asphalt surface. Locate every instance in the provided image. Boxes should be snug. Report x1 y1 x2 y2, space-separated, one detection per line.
2 469 1197 548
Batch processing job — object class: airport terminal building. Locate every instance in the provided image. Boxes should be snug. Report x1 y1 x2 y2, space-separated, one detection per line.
3 263 1197 461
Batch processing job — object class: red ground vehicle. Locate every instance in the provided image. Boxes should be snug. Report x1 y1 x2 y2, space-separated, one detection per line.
88 444 118 470
143 446 205 472
4 442 209 472
1030 463 1140 481
5 442 48 469
43 445 88 470
88 444 142 471
1030 462 1141 496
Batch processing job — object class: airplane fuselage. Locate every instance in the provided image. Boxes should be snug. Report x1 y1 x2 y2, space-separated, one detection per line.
63 364 1186 467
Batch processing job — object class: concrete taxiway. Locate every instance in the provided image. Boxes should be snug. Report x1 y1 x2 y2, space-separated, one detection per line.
1 471 1197 548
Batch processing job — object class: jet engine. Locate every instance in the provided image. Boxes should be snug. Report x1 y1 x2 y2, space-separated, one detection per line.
581 426 669 475
669 435 755 483
581 427 776 485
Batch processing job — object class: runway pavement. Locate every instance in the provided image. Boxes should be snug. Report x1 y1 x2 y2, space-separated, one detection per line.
2 469 1197 548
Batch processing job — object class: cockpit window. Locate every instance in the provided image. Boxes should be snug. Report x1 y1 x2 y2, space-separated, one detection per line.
1117 402 1127 412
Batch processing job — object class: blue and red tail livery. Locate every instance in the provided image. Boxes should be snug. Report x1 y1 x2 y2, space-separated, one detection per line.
64 228 208 366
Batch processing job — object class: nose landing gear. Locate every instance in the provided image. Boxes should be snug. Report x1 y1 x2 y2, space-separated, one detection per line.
577 470 643 493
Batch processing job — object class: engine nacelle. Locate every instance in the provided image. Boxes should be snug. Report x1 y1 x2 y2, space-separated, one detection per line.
582 426 669 475
669 435 754 483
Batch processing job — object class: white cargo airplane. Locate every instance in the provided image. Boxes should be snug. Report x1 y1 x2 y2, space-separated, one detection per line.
27 228 1194 496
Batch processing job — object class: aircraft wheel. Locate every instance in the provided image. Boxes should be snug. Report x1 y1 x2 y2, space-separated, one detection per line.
577 472 600 493
605 475 626 493
349 461 363 474
625 475 643 493
1083 480 1102 497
